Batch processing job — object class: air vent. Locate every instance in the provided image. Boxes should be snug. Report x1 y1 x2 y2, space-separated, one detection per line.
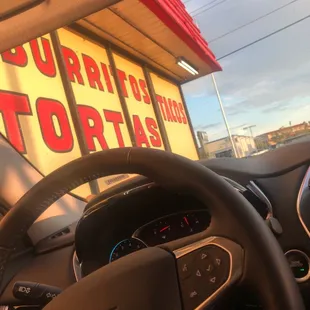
48 227 70 240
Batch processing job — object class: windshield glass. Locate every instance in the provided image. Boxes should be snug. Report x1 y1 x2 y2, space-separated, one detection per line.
1 0 309 201
183 0 310 159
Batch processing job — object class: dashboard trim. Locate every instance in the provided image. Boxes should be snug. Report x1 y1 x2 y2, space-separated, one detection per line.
296 166 310 238
73 251 82 282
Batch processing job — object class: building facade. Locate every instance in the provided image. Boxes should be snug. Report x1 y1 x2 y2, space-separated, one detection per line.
201 135 257 158
256 122 310 147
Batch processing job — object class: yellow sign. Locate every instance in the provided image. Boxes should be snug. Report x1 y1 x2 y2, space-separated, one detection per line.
0 29 198 197
0 33 91 196
113 53 164 150
58 29 133 152
150 73 198 160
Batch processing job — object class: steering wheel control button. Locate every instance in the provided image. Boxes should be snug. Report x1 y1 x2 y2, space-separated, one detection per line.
189 289 198 299
13 282 62 305
200 252 208 260
205 263 213 273
181 279 205 310
209 276 216 283
285 250 310 282
177 254 196 280
177 245 231 309
195 269 202 277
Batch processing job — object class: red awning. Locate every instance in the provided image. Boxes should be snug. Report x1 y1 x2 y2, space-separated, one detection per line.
140 0 221 73
74 0 221 82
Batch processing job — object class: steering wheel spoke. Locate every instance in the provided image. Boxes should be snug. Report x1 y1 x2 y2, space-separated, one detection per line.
174 236 243 310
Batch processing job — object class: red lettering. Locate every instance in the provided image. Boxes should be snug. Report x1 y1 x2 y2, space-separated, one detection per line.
77 105 109 151
62 46 84 85
117 69 128 97
168 98 177 122
146 118 162 147
178 102 188 124
133 115 150 147
101 63 114 93
0 92 31 153
30 38 56 77
139 79 150 104
82 54 104 91
156 95 166 120
104 110 125 147
129 75 141 101
1 46 27 67
36 98 73 152
163 97 173 122
173 100 182 123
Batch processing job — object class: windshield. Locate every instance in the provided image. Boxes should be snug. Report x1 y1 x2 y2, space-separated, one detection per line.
1 0 309 201
183 0 310 159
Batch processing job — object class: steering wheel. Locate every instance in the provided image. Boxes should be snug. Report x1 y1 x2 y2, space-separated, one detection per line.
0 148 304 310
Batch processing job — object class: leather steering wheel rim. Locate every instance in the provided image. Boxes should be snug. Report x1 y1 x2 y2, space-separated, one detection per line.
0 148 304 310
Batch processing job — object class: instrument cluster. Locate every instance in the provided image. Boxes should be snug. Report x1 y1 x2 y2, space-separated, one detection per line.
109 210 210 262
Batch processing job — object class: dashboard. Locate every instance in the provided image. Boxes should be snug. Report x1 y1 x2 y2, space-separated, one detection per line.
74 180 271 279
74 184 214 276
1 142 310 310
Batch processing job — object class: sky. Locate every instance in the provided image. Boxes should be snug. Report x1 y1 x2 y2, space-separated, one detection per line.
181 0 310 143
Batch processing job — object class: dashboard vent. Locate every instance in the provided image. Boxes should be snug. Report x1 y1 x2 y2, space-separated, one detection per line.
48 227 71 240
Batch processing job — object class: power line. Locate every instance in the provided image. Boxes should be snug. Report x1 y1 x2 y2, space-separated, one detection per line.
190 0 220 14
194 0 229 17
190 0 228 16
217 13 310 61
209 0 299 43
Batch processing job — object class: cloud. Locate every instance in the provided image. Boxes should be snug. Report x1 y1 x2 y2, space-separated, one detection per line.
191 92 207 98
216 100 248 116
231 123 248 130
194 122 222 131
182 0 310 136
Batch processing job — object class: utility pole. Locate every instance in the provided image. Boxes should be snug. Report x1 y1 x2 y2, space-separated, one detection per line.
211 73 238 158
243 125 256 138
244 125 257 150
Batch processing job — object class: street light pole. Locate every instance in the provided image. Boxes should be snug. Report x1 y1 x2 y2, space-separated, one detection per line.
211 73 238 158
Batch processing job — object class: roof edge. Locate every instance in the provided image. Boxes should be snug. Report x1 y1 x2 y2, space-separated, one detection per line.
140 0 222 73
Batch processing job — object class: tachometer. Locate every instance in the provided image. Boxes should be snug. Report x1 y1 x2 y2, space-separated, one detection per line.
109 238 147 263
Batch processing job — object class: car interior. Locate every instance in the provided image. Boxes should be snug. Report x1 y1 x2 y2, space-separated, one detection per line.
0 1 310 310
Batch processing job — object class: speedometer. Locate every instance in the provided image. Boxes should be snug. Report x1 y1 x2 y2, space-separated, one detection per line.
109 238 147 263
